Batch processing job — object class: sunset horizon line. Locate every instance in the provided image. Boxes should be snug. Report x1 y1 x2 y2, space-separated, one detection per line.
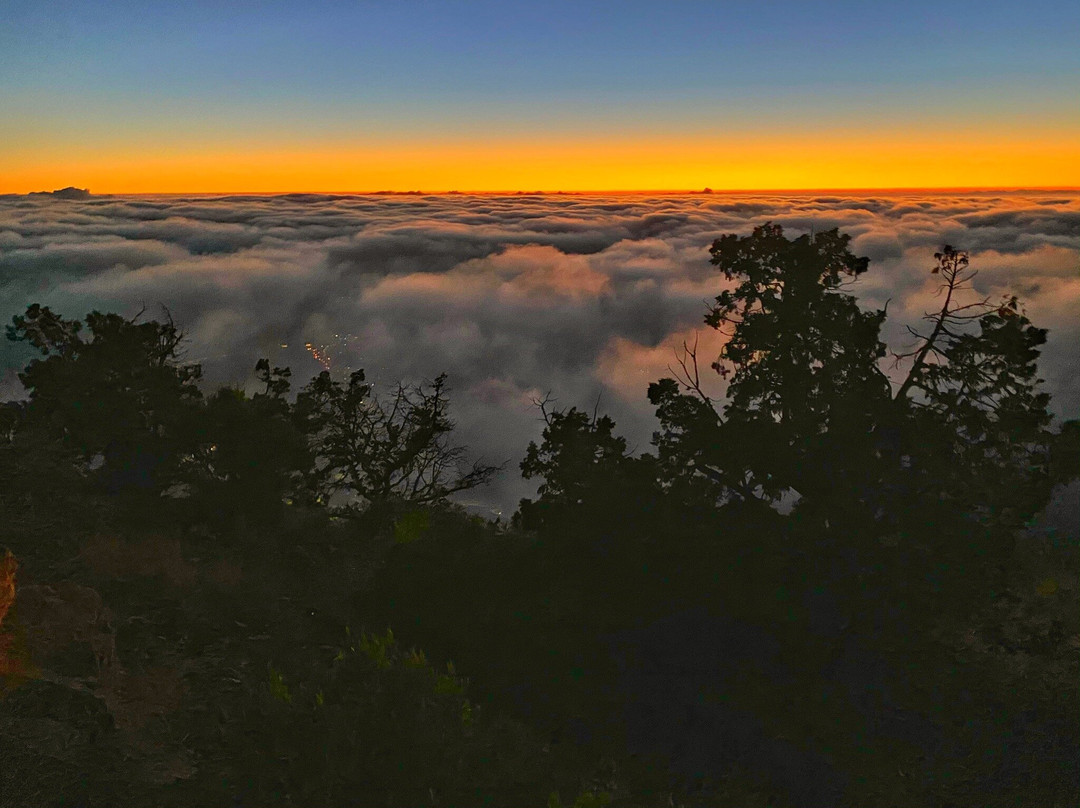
14 185 1080 197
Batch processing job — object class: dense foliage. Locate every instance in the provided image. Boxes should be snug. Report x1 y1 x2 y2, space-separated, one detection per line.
1 226 1076 807
642 227 1064 533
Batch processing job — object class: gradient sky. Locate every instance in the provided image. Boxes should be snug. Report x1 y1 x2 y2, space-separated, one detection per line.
2 0 1079 192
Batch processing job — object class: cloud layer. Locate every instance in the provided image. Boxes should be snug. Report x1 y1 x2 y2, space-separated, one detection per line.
1 191 1077 513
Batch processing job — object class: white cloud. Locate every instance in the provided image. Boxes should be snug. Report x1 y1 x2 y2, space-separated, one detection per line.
1 190 1076 510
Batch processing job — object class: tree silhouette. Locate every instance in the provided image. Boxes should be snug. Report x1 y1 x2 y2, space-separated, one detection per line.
294 370 499 513
648 225 1072 532
3 304 498 525
517 397 658 531
5 304 203 496
191 360 309 530
889 246 1058 528
649 224 891 509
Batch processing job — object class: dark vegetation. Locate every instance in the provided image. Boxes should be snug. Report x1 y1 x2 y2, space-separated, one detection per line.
1 225 1076 807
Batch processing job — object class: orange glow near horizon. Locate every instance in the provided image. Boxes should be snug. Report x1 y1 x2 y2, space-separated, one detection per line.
4 132 1079 194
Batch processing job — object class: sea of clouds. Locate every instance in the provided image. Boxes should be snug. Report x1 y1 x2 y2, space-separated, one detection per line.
1 191 1077 514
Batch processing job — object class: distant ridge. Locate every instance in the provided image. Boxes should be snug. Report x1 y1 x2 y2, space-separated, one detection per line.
93 186 1080 197
30 186 92 200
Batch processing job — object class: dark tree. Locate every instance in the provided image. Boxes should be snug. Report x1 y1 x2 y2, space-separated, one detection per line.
517 398 659 531
4 304 203 496
294 370 498 513
890 246 1058 528
649 224 891 509
648 225 1072 532
191 359 310 530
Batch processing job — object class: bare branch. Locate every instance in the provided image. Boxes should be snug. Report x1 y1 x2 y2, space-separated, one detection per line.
894 246 993 403
668 333 715 406
532 392 558 426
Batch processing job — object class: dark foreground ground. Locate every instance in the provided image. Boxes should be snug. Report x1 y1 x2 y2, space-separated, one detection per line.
1 487 1076 808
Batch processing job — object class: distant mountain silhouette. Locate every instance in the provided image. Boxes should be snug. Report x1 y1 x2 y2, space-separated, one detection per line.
30 186 91 200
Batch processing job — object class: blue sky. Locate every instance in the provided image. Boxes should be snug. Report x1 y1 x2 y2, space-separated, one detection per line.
2 0 1078 190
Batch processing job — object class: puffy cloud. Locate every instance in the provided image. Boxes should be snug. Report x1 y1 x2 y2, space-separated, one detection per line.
597 328 729 405
0 190 1076 513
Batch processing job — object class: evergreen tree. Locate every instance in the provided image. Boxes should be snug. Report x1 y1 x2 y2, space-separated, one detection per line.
648 225 1072 533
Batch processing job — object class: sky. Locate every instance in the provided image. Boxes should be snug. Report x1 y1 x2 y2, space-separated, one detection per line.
2 190 1077 513
2 0 1079 192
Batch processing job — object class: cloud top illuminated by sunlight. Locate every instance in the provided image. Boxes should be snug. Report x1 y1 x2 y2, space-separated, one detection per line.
2 190 1076 510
